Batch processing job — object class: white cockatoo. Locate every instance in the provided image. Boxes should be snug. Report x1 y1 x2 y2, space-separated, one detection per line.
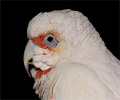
24 9 120 100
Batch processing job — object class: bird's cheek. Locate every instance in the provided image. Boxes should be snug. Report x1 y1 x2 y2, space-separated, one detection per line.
53 41 69 57
33 47 54 69
31 46 60 80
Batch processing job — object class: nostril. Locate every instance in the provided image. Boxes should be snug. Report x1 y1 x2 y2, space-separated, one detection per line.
28 58 33 65
28 58 34 77
29 58 33 62
29 64 35 77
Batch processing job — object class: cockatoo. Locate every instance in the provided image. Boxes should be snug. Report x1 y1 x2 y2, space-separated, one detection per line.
24 9 120 100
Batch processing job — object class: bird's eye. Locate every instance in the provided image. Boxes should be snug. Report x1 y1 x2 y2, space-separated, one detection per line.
47 37 53 42
43 33 59 48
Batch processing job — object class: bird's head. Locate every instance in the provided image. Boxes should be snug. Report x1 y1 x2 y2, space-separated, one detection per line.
24 9 103 80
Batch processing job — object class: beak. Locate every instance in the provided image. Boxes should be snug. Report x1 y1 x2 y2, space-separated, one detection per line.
23 40 36 77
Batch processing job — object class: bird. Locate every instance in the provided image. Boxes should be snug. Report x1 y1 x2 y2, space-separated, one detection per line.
23 9 120 100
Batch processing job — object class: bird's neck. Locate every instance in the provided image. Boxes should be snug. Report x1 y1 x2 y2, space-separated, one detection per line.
62 30 110 67
62 32 119 70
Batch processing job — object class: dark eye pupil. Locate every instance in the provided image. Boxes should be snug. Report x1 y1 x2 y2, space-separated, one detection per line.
47 37 53 42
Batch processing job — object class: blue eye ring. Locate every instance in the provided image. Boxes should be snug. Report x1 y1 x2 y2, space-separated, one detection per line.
43 33 59 48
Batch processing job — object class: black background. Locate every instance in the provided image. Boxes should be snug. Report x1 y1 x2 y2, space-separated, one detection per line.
1 1 119 100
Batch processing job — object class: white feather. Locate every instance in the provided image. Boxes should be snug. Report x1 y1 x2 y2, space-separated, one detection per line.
25 9 120 100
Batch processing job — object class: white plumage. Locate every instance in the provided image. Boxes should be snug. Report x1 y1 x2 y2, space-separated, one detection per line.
24 9 120 100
